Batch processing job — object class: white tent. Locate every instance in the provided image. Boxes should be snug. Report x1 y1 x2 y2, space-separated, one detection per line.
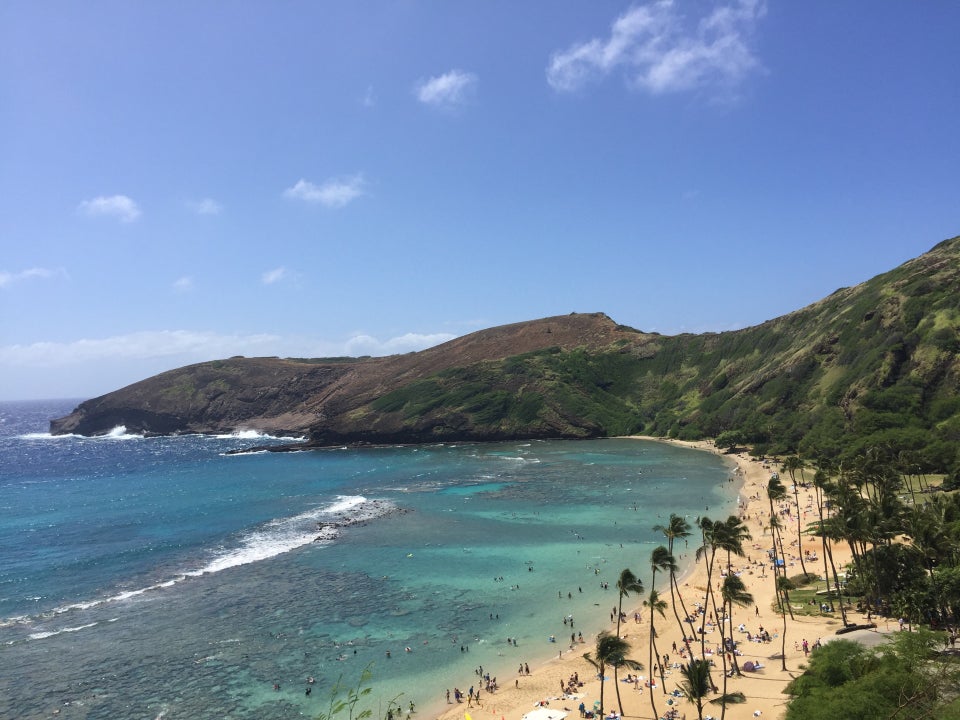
522 708 569 720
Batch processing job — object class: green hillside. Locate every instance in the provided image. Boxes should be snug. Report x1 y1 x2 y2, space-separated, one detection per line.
362 236 960 469
52 235 960 474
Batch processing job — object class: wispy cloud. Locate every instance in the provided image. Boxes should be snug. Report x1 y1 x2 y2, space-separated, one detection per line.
78 194 141 222
261 267 287 285
415 69 477 108
188 198 222 215
283 175 365 208
345 331 456 357
172 276 193 292
362 85 377 108
0 330 283 367
0 329 455 368
0 267 67 289
546 0 765 96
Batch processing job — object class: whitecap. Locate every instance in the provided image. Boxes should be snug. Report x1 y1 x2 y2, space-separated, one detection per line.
29 621 98 640
103 426 144 440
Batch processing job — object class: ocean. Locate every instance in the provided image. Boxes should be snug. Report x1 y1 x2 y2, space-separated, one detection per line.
0 399 736 720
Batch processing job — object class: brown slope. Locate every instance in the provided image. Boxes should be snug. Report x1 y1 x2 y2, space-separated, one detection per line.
50 312 643 437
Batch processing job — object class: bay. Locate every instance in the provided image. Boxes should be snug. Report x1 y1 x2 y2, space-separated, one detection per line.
0 400 736 719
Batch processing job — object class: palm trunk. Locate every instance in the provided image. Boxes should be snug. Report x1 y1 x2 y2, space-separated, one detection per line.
648 601 659 720
773 522 794 620
613 663 624 716
780 595 788 672
826 537 848 625
671 570 698 645
701 547 715 661
793 482 809 578
719 597 730 720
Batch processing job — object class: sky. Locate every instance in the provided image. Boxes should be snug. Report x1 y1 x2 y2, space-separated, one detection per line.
1 1 958 401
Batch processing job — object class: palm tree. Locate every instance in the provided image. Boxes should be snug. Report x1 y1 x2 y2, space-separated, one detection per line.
678 659 713 720
607 643 645 716
695 517 720 660
615 568 644 638
767 477 792 619
719 575 753 720
719 516 751 573
644 588 668 719
654 513 695 640
612 568 643 712
775 575 795 671
583 632 642 717
782 455 810 577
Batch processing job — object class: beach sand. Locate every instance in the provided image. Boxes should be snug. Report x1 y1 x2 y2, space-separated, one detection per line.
432 438 883 720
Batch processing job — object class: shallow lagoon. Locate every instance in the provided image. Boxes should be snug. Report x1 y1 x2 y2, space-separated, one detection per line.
0 402 735 719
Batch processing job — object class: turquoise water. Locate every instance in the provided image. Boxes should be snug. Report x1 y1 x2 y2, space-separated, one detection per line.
0 400 736 720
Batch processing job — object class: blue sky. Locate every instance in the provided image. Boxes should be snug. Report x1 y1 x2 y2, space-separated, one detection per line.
1 1 958 401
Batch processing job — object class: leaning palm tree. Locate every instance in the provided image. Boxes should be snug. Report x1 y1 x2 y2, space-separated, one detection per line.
644 588 668 719
615 568 644 638
583 631 641 717
654 513 695 641
678 659 713 720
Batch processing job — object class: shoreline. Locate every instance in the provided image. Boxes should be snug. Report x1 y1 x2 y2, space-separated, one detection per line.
431 436 877 720
427 436 741 720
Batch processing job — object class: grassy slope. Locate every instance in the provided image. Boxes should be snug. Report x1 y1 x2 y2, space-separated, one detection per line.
361 236 960 466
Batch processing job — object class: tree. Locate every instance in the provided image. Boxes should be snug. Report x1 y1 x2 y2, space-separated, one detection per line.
654 513 696 641
721 575 753 679
583 632 642 718
715 430 746 452
695 517 720 660
776 575 795 672
613 568 643 713
644 588 668 719
784 630 960 720
783 456 810 578
608 643 645 717
678 659 714 720
615 568 644 639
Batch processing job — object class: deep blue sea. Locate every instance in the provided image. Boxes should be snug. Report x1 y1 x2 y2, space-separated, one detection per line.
0 399 736 720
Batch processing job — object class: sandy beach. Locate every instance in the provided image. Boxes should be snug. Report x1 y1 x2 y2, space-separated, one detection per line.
432 437 881 720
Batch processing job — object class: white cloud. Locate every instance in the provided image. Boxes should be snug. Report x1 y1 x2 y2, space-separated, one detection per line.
0 330 283 367
0 267 67 288
261 267 287 285
173 276 193 292
345 332 456 357
0 328 459 399
78 194 141 222
0 329 455 369
362 85 377 108
283 175 365 208
546 0 765 95
415 69 477 107
188 198 222 215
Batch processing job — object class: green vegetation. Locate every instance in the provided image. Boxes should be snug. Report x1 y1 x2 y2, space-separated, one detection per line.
358 235 960 470
784 630 960 720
